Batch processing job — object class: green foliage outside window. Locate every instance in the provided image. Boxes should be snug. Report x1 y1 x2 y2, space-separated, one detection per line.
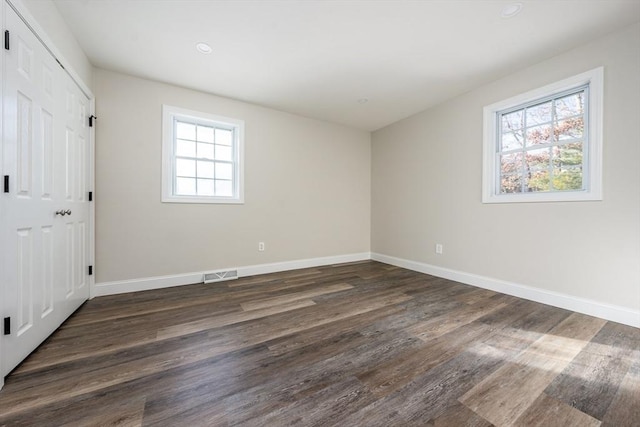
499 92 585 194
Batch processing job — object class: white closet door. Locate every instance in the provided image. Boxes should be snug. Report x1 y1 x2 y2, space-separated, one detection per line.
1 5 90 376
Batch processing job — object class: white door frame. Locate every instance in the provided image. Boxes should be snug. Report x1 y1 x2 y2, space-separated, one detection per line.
0 0 95 391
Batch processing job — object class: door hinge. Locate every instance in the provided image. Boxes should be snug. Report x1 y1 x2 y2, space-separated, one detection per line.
88 265 93 276
89 115 97 127
3 175 9 193
4 30 9 50
3 317 10 335
88 191 93 201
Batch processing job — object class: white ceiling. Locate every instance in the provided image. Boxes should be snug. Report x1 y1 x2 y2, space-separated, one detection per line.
53 0 640 131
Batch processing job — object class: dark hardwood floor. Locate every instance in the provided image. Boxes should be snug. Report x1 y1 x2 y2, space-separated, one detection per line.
0 261 638 426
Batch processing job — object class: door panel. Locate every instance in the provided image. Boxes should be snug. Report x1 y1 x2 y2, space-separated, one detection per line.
15 227 33 336
41 109 53 199
64 222 74 299
2 5 91 376
65 128 73 201
77 221 86 290
41 225 54 317
16 92 31 196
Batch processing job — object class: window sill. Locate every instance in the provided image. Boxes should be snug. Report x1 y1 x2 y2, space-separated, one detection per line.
161 195 244 205
482 190 602 204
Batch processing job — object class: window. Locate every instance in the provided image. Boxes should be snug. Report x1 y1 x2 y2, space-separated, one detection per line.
162 105 244 204
482 67 603 203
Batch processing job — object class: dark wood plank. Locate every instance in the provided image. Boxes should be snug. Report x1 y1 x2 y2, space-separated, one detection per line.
341 342 508 425
426 401 493 427
601 359 640 426
459 313 606 425
544 321 639 420
0 260 637 427
513 392 600 427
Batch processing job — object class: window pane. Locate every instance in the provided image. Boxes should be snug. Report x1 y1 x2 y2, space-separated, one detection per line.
553 143 583 167
527 170 551 192
197 142 214 159
197 160 214 178
197 125 214 143
555 92 584 119
483 69 600 203
176 158 196 177
176 122 196 140
501 130 524 151
215 162 233 180
555 117 583 141
500 174 522 194
176 139 195 157
215 128 233 146
501 110 524 131
552 167 583 191
215 145 233 161
525 148 550 171
215 180 233 197
526 124 552 146
526 101 552 125
500 152 523 175
197 178 215 196
176 177 196 195
165 108 243 203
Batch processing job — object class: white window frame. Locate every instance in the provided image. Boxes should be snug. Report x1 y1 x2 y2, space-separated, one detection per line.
162 105 244 204
482 67 603 203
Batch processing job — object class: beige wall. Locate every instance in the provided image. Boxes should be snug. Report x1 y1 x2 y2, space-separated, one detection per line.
21 0 93 87
372 23 640 311
18 0 638 312
94 69 371 283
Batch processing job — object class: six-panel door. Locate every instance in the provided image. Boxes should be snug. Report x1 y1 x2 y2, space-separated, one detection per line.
1 5 91 376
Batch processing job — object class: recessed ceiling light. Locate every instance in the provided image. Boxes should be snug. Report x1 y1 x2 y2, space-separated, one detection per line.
501 2 523 18
357 98 369 104
196 42 212 54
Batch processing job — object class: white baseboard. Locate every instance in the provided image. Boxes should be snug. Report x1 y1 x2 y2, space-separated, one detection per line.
371 252 639 328
93 252 371 297
92 251 639 328
236 252 371 277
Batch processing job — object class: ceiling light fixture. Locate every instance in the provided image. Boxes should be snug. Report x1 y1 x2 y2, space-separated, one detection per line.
501 2 523 18
357 98 369 104
195 42 212 54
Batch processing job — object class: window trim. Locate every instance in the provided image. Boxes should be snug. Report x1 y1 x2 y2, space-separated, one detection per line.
161 105 244 204
482 67 603 203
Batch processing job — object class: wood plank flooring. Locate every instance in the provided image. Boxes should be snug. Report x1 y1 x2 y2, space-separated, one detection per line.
0 261 638 426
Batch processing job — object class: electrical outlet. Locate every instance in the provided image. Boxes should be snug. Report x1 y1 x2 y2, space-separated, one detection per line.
435 243 443 255
258 242 265 252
